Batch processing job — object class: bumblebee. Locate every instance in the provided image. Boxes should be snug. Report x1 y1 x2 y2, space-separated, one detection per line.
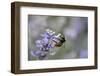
51 34 65 47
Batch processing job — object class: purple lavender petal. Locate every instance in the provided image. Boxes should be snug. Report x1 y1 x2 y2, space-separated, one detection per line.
31 50 41 57
42 38 49 44
35 40 43 48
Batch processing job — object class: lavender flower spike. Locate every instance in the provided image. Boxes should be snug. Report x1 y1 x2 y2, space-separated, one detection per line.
31 29 65 60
